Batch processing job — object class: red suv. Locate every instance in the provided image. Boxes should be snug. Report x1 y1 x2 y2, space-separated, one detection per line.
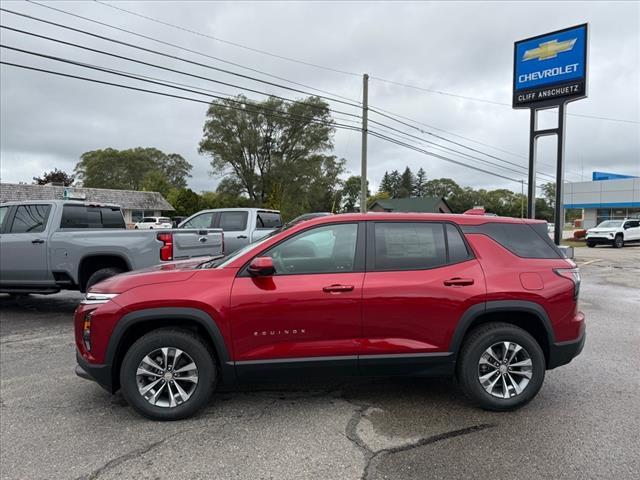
74 213 585 420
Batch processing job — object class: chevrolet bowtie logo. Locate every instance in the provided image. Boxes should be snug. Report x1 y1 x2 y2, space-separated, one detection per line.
523 38 577 61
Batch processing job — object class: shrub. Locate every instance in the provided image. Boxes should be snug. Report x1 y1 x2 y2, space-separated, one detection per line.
573 229 587 240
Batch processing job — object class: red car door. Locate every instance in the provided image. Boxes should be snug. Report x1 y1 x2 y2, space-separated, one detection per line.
228 222 365 380
360 221 486 376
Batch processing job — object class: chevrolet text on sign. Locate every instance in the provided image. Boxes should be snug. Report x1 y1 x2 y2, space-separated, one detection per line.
513 24 588 107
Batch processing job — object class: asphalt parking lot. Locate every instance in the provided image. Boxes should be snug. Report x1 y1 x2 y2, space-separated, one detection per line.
1 246 638 480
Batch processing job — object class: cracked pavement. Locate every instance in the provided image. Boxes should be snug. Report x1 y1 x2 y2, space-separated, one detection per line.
1 246 639 479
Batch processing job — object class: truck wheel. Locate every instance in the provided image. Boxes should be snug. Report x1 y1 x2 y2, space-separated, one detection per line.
120 329 217 420
85 267 124 291
613 235 624 248
457 322 545 411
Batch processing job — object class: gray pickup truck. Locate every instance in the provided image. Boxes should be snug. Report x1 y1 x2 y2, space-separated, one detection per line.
179 208 282 253
0 200 223 294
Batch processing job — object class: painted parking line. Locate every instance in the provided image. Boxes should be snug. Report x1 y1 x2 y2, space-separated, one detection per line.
580 259 603 265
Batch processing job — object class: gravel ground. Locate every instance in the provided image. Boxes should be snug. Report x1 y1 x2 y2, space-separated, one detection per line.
1 246 638 479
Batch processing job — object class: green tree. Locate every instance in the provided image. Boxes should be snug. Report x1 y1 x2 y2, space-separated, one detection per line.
540 182 556 211
167 188 201 217
423 178 462 199
32 168 75 186
341 175 369 212
388 170 401 197
75 148 192 191
379 171 394 195
141 170 173 198
414 168 427 197
199 95 338 216
397 167 415 198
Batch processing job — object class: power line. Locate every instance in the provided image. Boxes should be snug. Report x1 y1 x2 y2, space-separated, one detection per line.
0 7 361 109
367 104 585 181
367 117 557 180
82 1 639 125
0 24 361 121
26 0 361 105
0 60 549 190
0 44 363 129
93 0 362 78
368 129 522 184
369 77 640 125
0 60 363 133
368 107 556 180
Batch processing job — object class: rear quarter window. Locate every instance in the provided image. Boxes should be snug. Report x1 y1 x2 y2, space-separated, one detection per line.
61 205 125 229
256 211 282 229
462 222 562 259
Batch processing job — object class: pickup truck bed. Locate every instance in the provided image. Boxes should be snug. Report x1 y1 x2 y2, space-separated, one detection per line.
0 200 223 293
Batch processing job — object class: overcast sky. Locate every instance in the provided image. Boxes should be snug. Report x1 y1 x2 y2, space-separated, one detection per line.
1 0 639 194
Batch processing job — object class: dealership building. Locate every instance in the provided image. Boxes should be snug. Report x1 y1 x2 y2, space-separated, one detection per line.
563 172 640 228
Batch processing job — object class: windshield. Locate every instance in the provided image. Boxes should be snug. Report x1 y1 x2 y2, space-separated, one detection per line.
596 220 623 228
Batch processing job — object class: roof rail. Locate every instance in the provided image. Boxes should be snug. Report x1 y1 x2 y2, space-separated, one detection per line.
463 207 486 215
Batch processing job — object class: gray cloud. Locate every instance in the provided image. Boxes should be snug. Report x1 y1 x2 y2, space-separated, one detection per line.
1 0 638 194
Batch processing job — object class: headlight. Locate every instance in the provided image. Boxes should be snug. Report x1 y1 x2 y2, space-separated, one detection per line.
81 292 119 305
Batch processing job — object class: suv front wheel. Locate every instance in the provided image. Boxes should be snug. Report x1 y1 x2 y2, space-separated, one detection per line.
120 328 217 420
457 322 545 411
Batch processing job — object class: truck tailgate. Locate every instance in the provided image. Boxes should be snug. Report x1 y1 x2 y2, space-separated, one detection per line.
171 229 223 259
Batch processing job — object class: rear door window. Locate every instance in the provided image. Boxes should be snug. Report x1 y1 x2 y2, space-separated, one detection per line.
9 204 51 233
372 222 447 271
446 224 471 263
219 211 248 231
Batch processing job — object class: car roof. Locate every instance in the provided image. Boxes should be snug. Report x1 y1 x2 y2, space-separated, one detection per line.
297 212 545 227
0 199 120 208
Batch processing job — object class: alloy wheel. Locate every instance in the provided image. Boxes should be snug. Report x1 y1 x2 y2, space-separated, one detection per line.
478 341 532 399
136 347 199 408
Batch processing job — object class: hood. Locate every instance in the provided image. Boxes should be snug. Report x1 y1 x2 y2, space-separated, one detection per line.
88 256 218 294
587 228 616 234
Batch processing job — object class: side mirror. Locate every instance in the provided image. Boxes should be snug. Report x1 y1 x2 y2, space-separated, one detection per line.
248 256 275 276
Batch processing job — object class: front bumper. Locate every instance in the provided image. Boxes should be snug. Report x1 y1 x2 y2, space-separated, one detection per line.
75 351 115 393
547 329 586 369
586 236 614 245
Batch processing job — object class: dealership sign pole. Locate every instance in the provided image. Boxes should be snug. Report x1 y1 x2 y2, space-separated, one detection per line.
513 24 588 245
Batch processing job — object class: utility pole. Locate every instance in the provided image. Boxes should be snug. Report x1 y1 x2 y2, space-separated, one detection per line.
520 179 524 218
360 73 369 213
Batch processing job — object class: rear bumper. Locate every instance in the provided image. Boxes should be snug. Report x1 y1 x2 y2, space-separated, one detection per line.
75 351 115 393
547 328 586 369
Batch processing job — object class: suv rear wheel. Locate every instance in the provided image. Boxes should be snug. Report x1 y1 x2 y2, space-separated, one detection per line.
120 329 217 420
457 322 545 411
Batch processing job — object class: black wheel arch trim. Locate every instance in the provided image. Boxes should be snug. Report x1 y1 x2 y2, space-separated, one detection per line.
450 300 555 354
105 307 236 386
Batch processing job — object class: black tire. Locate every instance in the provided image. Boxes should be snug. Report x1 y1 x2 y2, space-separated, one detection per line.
120 329 216 420
587 242 595 248
613 234 624 248
457 322 545 411
85 267 124 291
134 226 139 229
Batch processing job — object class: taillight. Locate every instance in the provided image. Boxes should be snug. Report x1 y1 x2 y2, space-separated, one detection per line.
157 232 173 261
554 268 581 300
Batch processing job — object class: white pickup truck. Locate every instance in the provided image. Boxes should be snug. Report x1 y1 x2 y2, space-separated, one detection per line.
0 200 223 294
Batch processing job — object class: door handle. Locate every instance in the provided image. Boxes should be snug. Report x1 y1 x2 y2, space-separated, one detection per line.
237 235 248 239
444 277 474 286
322 284 354 293
31 239 45 244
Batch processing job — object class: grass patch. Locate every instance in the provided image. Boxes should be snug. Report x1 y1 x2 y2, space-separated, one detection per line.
561 239 587 248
